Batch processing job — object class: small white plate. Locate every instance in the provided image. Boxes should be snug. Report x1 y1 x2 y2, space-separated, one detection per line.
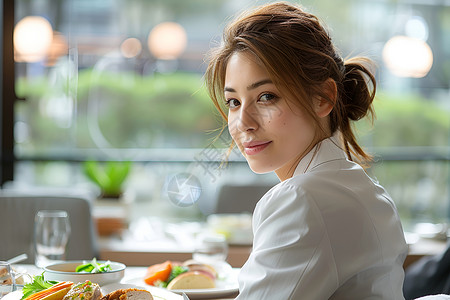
123 267 239 300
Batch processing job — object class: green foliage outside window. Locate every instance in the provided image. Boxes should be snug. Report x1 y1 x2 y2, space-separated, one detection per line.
15 70 450 152
15 70 224 153
14 69 450 226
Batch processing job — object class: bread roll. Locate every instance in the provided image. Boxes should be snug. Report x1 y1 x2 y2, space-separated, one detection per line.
182 260 217 279
101 288 153 300
166 271 215 290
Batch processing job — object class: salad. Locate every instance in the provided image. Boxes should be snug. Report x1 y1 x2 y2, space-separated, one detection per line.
75 258 112 274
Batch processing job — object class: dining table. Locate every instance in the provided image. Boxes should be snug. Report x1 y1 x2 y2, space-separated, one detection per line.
9 264 239 300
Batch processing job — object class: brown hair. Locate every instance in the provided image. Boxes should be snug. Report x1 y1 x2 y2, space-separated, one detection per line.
205 1 376 166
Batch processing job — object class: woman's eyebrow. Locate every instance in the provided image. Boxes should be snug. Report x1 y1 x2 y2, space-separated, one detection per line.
246 79 272 90
224 86 235 92
224 79 273 93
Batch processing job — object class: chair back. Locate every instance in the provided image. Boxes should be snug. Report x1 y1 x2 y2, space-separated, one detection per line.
215 183 273 214
0 191 99 263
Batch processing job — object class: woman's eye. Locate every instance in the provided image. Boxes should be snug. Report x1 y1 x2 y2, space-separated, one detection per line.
226 98 240 108
259 93 277 103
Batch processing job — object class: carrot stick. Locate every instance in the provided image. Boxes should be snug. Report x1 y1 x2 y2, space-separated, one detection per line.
27 284 72 300
28 282 72 299
25 282 73 300
144 261 172 286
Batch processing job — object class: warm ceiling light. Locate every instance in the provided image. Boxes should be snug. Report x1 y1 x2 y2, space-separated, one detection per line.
147 22 187 60
120 37 142 58
14 16 53 62
382 35 433 78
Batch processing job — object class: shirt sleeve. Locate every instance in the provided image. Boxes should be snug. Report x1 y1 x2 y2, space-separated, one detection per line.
236 184 339 300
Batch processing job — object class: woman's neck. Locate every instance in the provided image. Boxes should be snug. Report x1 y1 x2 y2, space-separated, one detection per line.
275 133 331 181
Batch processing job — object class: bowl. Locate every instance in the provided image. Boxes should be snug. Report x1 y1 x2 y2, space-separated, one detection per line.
43 260 126 286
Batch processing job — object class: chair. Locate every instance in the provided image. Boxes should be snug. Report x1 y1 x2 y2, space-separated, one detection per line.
215 183 273 214
0 190 99 263
404 241 450 299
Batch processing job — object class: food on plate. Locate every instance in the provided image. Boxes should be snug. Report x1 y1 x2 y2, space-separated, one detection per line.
182 260 217 279
100 288 153 300
22 280 73 300
75 258 112 274
144 260 217 290
38 286 72 300
22 274 105 300
23 275 152 300
21 274 59 300
143 261 173 286
166 271 215 290
63 280 101 300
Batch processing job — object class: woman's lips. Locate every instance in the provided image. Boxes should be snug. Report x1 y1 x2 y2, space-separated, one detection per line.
242 141 272 155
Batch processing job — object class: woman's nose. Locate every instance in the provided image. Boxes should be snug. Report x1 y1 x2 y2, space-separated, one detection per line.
236 104 259 132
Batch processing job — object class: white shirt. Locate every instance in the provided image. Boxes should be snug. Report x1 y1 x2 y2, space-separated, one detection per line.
236 137 408 300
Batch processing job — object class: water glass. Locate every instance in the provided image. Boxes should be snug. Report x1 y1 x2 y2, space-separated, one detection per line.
0 261 16 298
34 210 71 268
193 233 228 264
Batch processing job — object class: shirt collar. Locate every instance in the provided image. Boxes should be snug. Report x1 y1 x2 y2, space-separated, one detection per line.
293 134 347 176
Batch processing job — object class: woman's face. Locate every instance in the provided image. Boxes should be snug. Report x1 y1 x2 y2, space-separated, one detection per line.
225 51 317 181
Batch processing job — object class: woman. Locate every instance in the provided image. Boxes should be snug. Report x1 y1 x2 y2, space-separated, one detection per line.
205 2 408 299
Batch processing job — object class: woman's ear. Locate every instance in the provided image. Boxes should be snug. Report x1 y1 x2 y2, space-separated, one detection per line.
314 78 337 118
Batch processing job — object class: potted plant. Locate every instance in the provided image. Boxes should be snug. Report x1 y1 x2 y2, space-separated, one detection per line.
83 160 133 237
82 160 132 199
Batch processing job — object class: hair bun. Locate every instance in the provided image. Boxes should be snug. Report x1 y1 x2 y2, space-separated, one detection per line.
342 59 376 121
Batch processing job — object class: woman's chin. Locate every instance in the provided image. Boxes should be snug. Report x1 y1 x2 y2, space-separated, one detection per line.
247 162 274 174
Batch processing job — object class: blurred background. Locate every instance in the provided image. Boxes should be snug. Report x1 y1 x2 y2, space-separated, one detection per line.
2 0 450 233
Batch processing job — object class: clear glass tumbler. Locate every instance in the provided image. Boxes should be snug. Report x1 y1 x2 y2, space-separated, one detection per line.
193 233 228 263
0 261 16 298
34 210 71 268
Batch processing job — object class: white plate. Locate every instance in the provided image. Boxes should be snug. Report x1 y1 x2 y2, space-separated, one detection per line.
2 285 183 300
123 268 239 299
2 290 25 300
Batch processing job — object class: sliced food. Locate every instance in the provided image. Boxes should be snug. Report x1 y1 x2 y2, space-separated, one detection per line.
100 288 153 300
166 271 216 290
40 287 72 300
62 281 101 300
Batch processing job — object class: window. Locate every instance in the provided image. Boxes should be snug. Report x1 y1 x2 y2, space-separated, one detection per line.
5 0 450 228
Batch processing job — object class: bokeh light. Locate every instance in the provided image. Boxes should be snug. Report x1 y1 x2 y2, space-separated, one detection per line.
382 35 433 78
14 16 53 62
120 37 142 58
148 22 187 60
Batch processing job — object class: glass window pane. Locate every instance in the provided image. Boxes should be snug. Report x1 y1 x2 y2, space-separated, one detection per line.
12 0 450 226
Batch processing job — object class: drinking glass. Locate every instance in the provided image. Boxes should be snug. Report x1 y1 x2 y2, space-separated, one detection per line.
34 210 71 268
193 233 228 264
0 261 16 298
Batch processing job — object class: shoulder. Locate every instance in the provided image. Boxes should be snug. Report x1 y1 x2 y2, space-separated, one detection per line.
256 171 333 216
254 164 384 227
257 166 344 212
251 179 331 254
253 178 326 229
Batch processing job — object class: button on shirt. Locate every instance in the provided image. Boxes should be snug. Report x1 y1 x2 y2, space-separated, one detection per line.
236 137 408 300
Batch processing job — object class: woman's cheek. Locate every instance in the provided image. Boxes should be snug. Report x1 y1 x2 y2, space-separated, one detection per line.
228 114 238 141
228 114 244 154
